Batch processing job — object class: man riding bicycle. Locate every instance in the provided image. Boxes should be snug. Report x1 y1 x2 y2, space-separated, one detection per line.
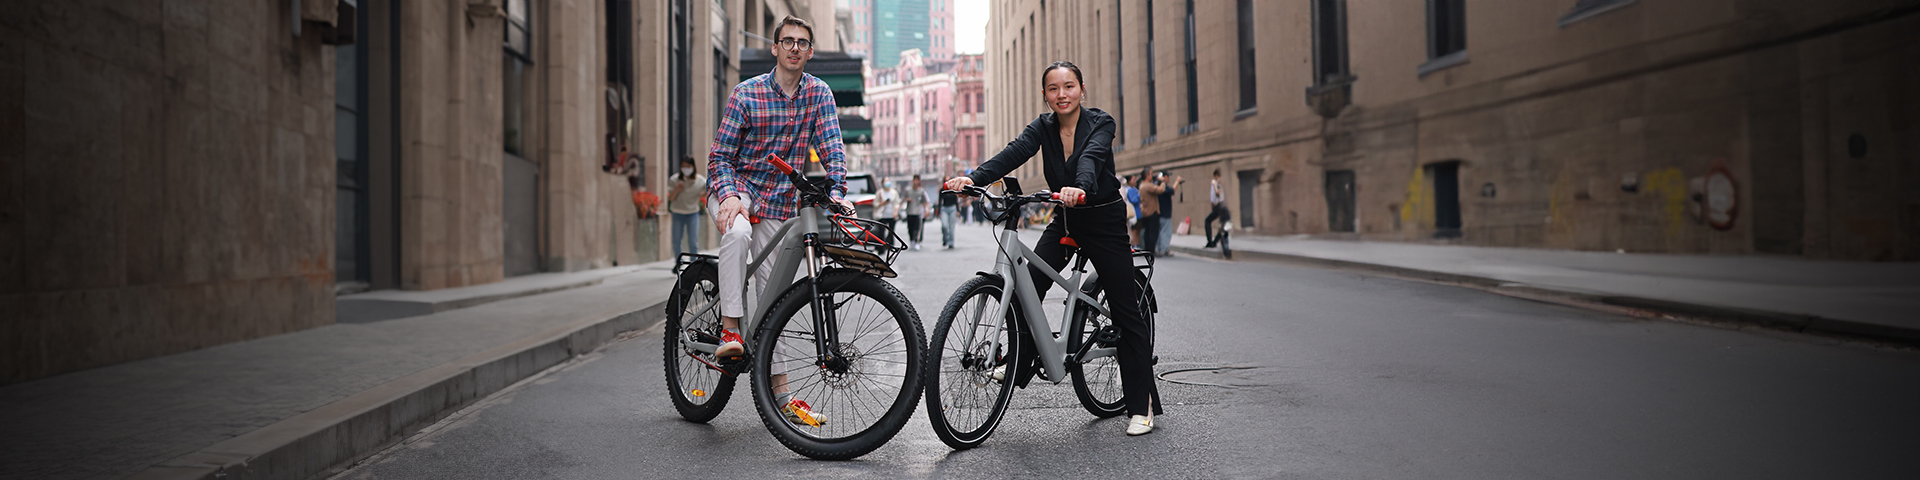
707 15 855 427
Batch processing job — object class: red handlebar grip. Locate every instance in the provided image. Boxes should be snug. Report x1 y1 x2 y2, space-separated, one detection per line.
768 154 796 175
1050 193 1063 200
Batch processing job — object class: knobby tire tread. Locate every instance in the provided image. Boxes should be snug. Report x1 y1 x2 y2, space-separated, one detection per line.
750 269 924 460
664 262 735 423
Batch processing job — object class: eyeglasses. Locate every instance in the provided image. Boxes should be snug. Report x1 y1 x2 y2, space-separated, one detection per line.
776 37 813 51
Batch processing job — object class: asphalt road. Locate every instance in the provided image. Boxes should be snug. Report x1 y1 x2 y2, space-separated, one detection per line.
333 221 1920 479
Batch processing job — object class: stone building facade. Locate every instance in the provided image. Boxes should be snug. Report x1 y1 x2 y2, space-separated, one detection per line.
985 0 1919 261
1 0 856 384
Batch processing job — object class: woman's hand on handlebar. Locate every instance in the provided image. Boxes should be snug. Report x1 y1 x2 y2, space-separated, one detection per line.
1057 187 1086 207
833 197 857 217
942 176 974 194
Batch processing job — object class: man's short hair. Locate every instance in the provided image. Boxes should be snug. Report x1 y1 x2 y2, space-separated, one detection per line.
775 15 814 42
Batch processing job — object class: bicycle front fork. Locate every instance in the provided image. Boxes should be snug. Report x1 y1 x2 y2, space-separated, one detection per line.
801 233 849 373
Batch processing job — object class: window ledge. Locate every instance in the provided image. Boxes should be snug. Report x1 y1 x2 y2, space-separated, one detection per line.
1233 107 1258 121
1417 51 1469 78
1141 135 1157 147
1559 0 1636 28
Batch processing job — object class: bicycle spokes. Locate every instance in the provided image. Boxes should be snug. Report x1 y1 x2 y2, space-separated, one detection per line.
765 290 913 440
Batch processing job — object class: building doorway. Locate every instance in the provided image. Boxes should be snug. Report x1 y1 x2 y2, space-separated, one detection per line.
1237 169 1262 228
334 3 370 292
1324 170 1356 232
1429 161 1462 238
503 0 538 276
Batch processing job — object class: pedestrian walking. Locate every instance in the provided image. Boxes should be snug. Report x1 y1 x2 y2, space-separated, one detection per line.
1155 170 1182 256
1203 168 1229 248
667 157 707 255
903 175 931 250
1135 168 1171 256
876 181 901 237
1123 174 1142 248
938 188 959 248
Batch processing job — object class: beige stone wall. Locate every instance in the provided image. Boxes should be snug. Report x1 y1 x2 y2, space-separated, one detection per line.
538 0 630 271
398 1 505 289
1 1 336 384
988 0 1919 260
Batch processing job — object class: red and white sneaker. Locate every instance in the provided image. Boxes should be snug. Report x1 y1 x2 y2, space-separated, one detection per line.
714 329 744 358
782 398 828 427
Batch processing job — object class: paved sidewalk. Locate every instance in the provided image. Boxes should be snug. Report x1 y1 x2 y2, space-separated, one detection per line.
337 266 643 323
1169 233 1920 344
0 262 679 480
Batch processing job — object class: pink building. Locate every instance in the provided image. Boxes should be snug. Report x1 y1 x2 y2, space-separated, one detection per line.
953 53 985 179
864 49 956 181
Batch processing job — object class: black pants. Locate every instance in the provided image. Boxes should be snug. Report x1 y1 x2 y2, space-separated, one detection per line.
905 214 924 243
1203 203 1229 243
1029 202 1161 416
1137 215 1161 254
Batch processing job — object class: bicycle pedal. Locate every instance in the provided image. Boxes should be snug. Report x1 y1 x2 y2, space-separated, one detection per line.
716 355 751 375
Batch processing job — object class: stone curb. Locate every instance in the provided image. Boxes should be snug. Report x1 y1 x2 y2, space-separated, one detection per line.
126 298 671 480
1170 244 1920 347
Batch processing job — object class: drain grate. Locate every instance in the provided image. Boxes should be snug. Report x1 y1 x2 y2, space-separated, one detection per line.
1156 365 1261 387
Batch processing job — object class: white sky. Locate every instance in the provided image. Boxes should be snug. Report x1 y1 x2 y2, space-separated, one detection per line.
955 1 988 54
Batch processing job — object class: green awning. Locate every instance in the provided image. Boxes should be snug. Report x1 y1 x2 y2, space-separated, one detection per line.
740 50 866 108
838 115 871 144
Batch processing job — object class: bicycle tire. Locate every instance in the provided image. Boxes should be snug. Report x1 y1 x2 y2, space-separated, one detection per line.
1068 270 1155 418
923 274 1024 450
750 269 925 460
663 262 736 423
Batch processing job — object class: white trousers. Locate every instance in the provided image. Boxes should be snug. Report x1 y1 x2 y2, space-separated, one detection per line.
717 211 788 320
716 204 806 376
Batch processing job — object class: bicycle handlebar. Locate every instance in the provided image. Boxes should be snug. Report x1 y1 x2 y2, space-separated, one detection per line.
946 185 1062 206
767 153 855 216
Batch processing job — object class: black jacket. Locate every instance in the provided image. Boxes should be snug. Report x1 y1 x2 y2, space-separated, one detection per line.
966 107 1121 207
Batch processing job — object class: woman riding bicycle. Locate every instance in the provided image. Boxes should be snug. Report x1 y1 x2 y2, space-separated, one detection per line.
943 61 1162 436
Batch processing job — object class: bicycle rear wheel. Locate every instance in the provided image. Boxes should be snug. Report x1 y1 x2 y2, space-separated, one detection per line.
1068 271 1155 418
751 269 924 460
663 262 735 423
924 275 1022 450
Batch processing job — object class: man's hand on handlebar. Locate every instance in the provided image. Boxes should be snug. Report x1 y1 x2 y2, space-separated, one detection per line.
833 197 857 217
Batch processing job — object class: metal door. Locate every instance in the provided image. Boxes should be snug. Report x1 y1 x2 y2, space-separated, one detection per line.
1430 162 1461 238
1324 170 1356 232
1237 169 1262 228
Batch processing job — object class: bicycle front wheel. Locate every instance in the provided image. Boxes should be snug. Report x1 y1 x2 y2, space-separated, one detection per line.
750 270 925 460
1068 270 1155 418
924 274 1022 450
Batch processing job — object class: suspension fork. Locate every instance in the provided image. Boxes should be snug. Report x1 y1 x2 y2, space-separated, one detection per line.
801 233 848 373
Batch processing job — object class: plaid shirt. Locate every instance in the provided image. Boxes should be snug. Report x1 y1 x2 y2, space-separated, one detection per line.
707 71 847 222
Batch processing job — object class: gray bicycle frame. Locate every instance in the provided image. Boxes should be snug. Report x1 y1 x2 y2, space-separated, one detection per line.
960 225 1118 384
678 205 823 353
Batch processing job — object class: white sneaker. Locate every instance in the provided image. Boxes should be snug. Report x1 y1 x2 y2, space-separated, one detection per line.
1126 415 1154 436
912 243 922 251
